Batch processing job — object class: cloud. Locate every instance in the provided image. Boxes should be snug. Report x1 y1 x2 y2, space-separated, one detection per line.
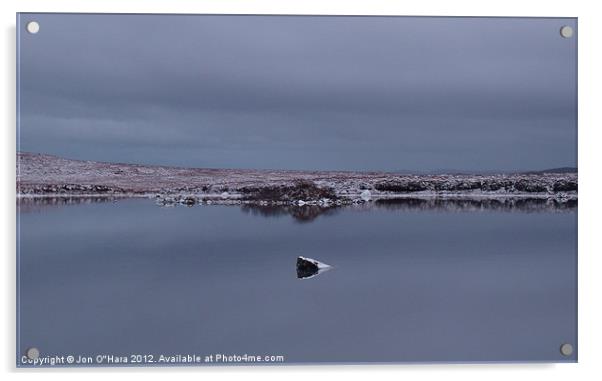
18 14 577 172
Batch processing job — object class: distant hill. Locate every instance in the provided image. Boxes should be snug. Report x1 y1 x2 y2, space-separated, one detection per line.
523 167 578 174
391 167 578 175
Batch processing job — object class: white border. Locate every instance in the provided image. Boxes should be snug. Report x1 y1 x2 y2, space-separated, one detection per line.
3 1 601 380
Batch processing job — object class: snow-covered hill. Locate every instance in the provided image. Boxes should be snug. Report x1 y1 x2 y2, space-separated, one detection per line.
17 152 577 205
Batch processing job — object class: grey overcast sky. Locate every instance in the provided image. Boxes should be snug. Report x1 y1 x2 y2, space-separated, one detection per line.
18 14 577 172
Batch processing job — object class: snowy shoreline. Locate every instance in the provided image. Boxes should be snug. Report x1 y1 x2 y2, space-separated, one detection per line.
17 152 577 208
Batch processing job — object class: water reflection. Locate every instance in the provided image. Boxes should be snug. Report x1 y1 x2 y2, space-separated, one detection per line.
374 197 578 213
241 197 577 222
18 196 577 222
240 204 341 223
18 198 577 363
17 196 123 213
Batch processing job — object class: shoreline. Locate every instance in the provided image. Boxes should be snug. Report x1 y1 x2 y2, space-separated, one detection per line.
16 193 578 218
16 189 578 207
17 151 577 207
16 190 578 202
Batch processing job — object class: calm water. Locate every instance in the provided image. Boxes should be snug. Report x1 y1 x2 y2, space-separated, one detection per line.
17 198 577 365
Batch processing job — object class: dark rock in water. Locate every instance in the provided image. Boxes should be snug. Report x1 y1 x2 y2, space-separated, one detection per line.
181 196 197 206
297 257 319 278
296 256 332 279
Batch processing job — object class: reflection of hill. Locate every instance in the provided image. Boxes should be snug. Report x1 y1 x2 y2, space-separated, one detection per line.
17 196 121 213
18 196 577 222
240 197 576 222
240 204 342 223
373 197 577 213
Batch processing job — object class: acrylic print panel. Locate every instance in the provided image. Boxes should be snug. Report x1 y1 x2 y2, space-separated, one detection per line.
16 14 577 367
